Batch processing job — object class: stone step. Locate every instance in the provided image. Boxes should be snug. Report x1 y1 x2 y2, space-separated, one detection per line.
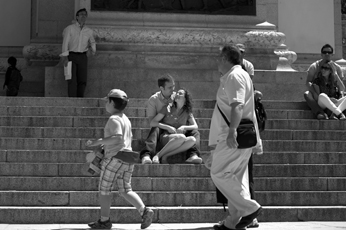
0 191 345 206
3 126 346 141
2 137 346 152
0 177 344 192
0 97 215 108
1 150 346 165
0 97 308 110
0 116 212 128
253 152 346 164
0 106 214 118
0 105 315 120
0 206 345 223
2 116 346 130
0 163 345 177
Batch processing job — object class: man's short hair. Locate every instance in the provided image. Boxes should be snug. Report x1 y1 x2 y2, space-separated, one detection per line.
158 74 174 88
76 8 87 17
220 45 241 65
7 56 17 67
321 44 334 53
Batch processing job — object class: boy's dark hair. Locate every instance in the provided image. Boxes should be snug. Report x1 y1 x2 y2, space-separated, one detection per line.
158 74 174 88
321 44 334 53
8 56 17 67
220 45 241 65
76 8 87 16
109 97 128 111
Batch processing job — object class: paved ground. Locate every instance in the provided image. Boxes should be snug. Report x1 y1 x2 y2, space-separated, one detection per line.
0 222 346 230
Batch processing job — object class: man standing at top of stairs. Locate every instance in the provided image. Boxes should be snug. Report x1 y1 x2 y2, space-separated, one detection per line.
60 8 96 97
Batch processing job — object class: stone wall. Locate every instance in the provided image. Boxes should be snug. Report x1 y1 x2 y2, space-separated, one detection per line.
31 0 75 43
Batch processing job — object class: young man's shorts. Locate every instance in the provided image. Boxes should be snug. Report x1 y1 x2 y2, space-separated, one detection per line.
99 157 134 195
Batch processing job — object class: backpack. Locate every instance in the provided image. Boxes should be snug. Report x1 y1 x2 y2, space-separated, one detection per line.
255 98 267 132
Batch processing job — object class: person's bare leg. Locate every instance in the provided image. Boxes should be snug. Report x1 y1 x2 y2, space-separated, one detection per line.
152 134 185 163
120 191 145 214
161 137 196 162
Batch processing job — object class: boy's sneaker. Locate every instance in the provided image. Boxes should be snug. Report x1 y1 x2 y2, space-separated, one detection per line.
88 218 112 229
142 155 152 164
185 154 202 164
141 207 154 229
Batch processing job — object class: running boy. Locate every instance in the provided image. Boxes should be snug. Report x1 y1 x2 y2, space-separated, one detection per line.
86 89 154 229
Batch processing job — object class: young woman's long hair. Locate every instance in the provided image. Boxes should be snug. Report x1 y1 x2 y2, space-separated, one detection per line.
173 88 193 114
317 61 338 89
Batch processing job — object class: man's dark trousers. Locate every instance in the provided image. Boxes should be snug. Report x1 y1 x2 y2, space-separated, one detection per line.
68 52 88 97
248 154 255 199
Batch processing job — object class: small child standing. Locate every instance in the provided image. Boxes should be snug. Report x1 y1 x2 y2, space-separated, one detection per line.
3 56 23 96
86 89 154 229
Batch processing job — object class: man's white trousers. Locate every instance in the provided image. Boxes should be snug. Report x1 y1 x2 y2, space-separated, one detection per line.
211 140 261 229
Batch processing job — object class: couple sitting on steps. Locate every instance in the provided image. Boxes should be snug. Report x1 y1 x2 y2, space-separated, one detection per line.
304 44 346 120
140 74 203 164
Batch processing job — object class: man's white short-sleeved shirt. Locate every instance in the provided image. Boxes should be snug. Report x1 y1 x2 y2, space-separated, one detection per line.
208 65 257 147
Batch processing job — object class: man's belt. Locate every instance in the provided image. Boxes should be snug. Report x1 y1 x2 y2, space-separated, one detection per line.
69 51 87 54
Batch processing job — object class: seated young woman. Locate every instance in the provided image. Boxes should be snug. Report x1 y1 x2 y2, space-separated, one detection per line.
150 88 198 164
311 61 346 120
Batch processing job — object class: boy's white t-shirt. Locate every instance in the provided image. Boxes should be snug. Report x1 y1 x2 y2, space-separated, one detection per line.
104 113 132 158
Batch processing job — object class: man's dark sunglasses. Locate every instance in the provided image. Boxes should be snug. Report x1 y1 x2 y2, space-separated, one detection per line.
322 51 333 54
321 66 331 70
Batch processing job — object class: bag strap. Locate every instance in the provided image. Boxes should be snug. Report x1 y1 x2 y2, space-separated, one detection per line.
217 104 230 127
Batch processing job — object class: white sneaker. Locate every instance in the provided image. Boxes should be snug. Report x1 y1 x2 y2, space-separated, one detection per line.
185 154 202 164
142 156 152 164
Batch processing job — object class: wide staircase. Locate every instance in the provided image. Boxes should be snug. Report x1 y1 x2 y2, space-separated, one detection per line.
0 93 346 224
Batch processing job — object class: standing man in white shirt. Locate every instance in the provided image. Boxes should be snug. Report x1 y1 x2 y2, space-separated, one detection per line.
60 8 96 97
210 45 262 230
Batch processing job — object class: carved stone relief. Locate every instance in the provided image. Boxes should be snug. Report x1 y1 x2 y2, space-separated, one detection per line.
91 0 256 15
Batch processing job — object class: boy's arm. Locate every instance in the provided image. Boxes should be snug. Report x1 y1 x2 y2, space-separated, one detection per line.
86 119 123 147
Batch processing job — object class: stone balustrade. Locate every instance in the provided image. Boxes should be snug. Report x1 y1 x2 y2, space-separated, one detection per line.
22 21 287 70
